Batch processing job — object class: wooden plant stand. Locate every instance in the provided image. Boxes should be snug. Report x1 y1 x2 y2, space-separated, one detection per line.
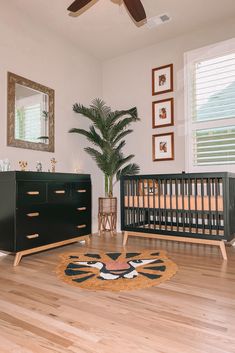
13 235 90 266
123 231 228 260
98 197 117 235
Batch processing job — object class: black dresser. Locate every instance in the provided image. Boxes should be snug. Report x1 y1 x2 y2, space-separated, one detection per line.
0 172 91 265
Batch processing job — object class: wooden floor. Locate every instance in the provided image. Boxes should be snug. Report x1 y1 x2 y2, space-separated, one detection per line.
0 233 234 353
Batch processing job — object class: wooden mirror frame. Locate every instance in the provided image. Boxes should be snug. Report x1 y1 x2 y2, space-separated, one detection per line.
7 72 55 152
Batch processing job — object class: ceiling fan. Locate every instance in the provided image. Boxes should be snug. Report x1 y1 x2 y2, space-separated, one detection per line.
67 0 146 23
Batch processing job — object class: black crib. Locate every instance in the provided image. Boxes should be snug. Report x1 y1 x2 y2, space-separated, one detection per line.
120 172 235 260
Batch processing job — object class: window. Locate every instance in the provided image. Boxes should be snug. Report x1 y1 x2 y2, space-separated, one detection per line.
15 92 48 144
185 38 235 171
16 104 42 142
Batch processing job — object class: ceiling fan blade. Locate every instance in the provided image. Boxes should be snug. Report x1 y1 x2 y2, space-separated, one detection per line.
123 0 146 22
67 0 93 12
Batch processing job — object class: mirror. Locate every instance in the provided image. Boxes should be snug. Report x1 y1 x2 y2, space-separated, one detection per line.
7 72 54 152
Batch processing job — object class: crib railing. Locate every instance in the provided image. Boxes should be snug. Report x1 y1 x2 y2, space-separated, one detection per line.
121 173 229 240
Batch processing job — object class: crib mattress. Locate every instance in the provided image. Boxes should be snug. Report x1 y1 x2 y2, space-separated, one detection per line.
124 195 223 211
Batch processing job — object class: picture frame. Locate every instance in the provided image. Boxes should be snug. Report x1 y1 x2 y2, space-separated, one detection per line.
152 132 174 161
152 64 173 95
152 98 174 128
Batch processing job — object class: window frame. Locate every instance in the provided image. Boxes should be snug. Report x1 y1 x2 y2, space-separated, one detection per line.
184 38 235 172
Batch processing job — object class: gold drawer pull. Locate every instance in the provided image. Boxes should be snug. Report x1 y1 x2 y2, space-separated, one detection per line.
77 224 86 229
54 190 66 194
76 207 87 211
76 189 87 193
27 191 39 195
27 212 40 217
26 233 39 239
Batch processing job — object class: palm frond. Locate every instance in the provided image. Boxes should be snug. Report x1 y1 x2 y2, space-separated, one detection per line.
84 147 108 174
116 163 140 180
110 154 135 176
91 98 111 117
73 104 97 123
107 107 138 125
112 129 133 145
73 103 107 134
115 140 126 152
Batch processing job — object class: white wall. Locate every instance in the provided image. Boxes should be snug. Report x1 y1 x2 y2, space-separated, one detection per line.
102 18 235 176
102 18 235 229
0 3 103 231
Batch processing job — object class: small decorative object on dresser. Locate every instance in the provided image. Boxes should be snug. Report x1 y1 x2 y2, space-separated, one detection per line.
19 160 28 171
0 172 91 265
152 64 173 95
36 161 43 172
50 158 57 172
0 159 11 172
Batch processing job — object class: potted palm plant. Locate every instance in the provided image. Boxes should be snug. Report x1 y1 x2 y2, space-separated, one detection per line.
69 98 140 234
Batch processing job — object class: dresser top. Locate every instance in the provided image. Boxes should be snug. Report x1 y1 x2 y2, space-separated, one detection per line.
0 171 91 182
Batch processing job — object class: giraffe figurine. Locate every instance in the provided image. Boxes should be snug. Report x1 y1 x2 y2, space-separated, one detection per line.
50 158 57 173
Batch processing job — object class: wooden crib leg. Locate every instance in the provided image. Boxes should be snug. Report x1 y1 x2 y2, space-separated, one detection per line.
123 231 129 246
219 241 228 261
85 235 91 246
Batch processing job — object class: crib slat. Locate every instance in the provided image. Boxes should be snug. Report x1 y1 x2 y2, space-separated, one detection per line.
127 180 130 226
195 178 198 233
215 178 219 235
142 179 145 228
188 178 192 233
207 178 212 235
201 178 205 235
170 179 173 230
153 178 156 230
158 179 161 230
147 179 150 229
137 179 140 227
164 179 167 230
176 178 179 231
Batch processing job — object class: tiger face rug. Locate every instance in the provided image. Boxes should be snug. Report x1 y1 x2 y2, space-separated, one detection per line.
56 250 178 291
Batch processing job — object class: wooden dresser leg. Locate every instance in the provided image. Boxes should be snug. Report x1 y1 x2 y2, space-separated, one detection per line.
219 241 228 261
13 252 23 266
123 232 129 246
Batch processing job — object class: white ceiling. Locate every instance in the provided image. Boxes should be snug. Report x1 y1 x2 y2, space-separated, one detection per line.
8 0 235 60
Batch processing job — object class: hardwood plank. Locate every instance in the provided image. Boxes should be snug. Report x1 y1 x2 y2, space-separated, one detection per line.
0 233 234 353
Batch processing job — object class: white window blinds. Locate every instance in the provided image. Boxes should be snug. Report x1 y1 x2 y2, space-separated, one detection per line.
15 103 42 142
189 47 235 167
193 53 235 123
193 126 235 165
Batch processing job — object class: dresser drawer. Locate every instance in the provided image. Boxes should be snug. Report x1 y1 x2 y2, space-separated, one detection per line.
17 182 47 206
70 206 91 224
66 222 91 238
16 207 42 229
48 183 70 203
15 224 45 251
71 182 91 206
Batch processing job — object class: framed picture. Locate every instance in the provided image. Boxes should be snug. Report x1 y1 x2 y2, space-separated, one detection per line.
152 132 174 161
152 64 173 95
152 98 174 128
